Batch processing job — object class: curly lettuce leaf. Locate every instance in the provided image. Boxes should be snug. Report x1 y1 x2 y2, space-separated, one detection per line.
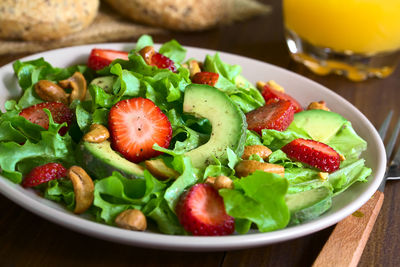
93 171 166 224
164 155 199 211
159 39 187 64
0 110 75 183
44 179 75 210
219 171 290 233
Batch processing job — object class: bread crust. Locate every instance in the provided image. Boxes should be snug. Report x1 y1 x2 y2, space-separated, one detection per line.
104 0 231 31
0 0 99 41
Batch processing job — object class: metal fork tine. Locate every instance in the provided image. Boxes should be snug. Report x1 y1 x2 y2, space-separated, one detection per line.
386 117 400 160
379 110 393 140
392 138 400 165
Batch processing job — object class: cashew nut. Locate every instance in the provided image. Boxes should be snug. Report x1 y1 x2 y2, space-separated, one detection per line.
307 101 330 111
34 80 69 105
266 80 285 92
214 175 234 190
67 166 94 214
205 176 216 185
115 209 147 231
318 172 329 181
144 158 179 180
235 160 284 178
256 81 266 91
188 60 201 78
59 72 87 103
83 124 110 143
139 46 155 65
256 80 285 93
204 175 233 190
242 145 272 160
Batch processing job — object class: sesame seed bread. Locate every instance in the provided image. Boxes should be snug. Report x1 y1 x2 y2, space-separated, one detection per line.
103 0 231 31
0 0 99 41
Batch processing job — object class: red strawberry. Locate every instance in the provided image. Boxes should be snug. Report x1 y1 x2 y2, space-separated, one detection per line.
19 102 74 136
176 183 234 236
191 72 219 86
246 100 295 134
87 49 129 71
108 97 172 163
151 52 177 72
139 46 177 72
22 163 67 188
261 84 303 113
281 138 340 173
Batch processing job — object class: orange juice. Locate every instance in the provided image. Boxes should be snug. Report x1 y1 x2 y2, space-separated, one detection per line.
283 0 400 55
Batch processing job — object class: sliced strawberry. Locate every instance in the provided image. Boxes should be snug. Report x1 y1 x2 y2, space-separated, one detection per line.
108 97 172 163
19 102 74 136
87 48 129 71
22 163 67 188
176 183 234 236
261 84 303 113
139 46 177 72
151 52 177 72
281 138 340 173
191 72 219 86
246 100 295 134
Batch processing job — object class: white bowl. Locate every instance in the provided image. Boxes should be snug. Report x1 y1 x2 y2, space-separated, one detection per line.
0 43 386 251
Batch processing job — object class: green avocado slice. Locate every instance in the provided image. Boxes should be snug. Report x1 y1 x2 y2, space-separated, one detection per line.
183 84 247 169
77 140 144 179
288 109 347 143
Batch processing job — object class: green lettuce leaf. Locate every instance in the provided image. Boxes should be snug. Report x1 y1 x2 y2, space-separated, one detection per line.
159 39 187 63
93 171 166 224
0 110 75 183
219 171 290 233
44 179 75 210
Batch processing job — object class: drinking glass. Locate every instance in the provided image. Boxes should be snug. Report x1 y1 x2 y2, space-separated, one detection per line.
283 0 400 81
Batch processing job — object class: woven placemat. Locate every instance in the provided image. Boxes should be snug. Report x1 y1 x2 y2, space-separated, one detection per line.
0 0 270 55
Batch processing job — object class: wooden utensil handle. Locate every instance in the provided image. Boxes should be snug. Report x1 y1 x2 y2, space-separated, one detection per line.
312 190 384 267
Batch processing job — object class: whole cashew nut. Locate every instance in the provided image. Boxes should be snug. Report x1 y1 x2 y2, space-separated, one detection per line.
67 166 94 214
139 46 155 65
83 124 110 143
115 209 147 231
188 60 201 78
34 80 69 105
235 160 285 178
241 145 272 160
59 72 87 103
307 100 330 111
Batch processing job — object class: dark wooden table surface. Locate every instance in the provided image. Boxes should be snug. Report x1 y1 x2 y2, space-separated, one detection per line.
1 1 399 266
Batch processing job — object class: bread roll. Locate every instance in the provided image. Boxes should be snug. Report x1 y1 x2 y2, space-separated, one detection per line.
104 0 231 31
0 0 99 41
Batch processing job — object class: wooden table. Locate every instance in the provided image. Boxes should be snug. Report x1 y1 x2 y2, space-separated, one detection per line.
1 1 399 266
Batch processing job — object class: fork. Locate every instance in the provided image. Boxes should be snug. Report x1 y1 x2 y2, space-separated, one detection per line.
313 111 400 267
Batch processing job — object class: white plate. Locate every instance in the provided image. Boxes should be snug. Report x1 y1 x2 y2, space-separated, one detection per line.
0 43 386 251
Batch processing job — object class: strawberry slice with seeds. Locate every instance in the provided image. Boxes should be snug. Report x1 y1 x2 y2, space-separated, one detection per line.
261 84 303 113
19 102 74 136
87 48 129 71
281 138 340 173
22 163 67 188
151 52 177 72
246 100 295 134
108 97 172 163
139 46 177 72
191 72 219 86
176 183 234 236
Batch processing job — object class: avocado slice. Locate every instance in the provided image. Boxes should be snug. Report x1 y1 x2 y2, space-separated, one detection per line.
77 140 144 179
288 109 346 143
286 186 332 224
90 76 116 93
183 84 247 169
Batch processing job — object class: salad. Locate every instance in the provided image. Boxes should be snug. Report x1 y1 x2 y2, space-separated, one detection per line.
0 35 371 236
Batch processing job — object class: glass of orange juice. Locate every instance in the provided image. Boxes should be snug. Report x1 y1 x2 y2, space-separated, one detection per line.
283 0 400 81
